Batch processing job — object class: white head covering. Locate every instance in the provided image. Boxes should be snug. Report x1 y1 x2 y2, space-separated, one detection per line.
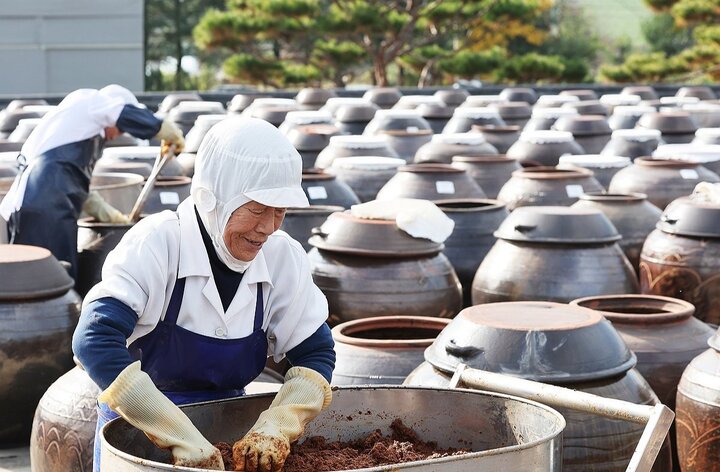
191 117 308 272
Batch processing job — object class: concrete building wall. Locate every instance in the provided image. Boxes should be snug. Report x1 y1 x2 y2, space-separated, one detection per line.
0 0 143 94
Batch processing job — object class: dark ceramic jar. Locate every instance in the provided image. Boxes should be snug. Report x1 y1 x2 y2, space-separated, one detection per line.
379 129 433 162
653 143 720 175
376 163 486 201
241 98 299 127
675 330 720 471
608 157 720 209
460 95 506 108
523 107 579 132
506 130 585 167
227 94 262 114
286 124 342 170
535 94 580 109
471 206 638 304
558 154 631 189
499 87 538 104
314 135 399 169
572 192 662 271
157 92 201 114
76 218 134 296
0 245 81 445
640 197 720 325
434 88 469 107
416 103 454 134
435 199 509 307
637 111 699 144
362 87 402 109
142 176 192 214
599 94 642 114
327 156 405 202
414 133 498 164
608 105 657 130
442 107 505 134
393 95 443 110
621 86 658 100
169 101 226 135
334 103 380 135
451 155 522 199
471 125 520 154
693 127 720 145
294 87 336 110
184 114 227 153
280 205 344 252
497 167 604 209
601 128 662 159
563 100 609 116
307 211 462 325
677 86 716 100
301 169 361 208
560 89 599 101
278 110 333 134
363 110 432 157
320 97 370 116
331 316 449 385
404 301 671 472
100 146 185 178
489 102 532 128
682 103 720 129
553 115 613 154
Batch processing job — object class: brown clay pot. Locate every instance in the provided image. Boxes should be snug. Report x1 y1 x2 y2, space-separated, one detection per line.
496 167 604 210
435 199 509 307
308 212 462 325
499 87 538 104
404 301 671 472
280 205 343 252
442 107 505 133
523 107 579 132
608 105 657 130
278 110 334 134
331 316 449 385
608 158 720 210
434 88 469 107
416 103 454 134
363 109 431 136
675 330 720 471
451 155 522 199
241 98 298 127
471 125 521 154
169 101 226 135
683 103 720 129
379 129 433 161
301 169 360 209
572 192 662 271
142 176 192 214
535 94 580 109
489 102 532 128
677 86 716 100
558 155 631 189
286 124 342 169
553 114 613 154
76 218 134 296
326 156 405 203
563 100 609 116
506 130 585 166
314 135 399 169
621 86 658 101
414 133 498 164
637 111 699 144
471 206 639 305
294 88 336 110
561 89 599 101
334 103 380 135
184 114 226 153
362 87 402 109
653 143 720 175
376 163 486 201
0 245 81 445
157 92 201 114
601 128 662 158
639 197 720 325
600 94 642 114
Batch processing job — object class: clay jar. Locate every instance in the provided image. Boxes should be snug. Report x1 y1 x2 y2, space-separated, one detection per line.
522 107 579 132
621 86 658 100
314 135 399 169
471 206 639 305
471 125 521 154
553 114 613 154
675 330 720 471
142 176 192 214
506 130 585 167
682 103 720 129
0 245 81 445
677 86 716 100
404 301 671 472
535 94 580 109
184 114 227 153
653 143 720 175
286 124 342 170
414 133 498 164
434 88 469 107
489 102 532 128
100 146 185 178
563 100 609 116
331 316 449 385
608 157 720 209
307 211 462 325
496 166 604 210
416 103 454 134
333 103 380 135
499 87 538 104
376 163 486 202
639 197 720 325
601 128 662 159
451 155 522 199
693 127 720 145
600 94 642 114
294 87 336 111
572 192 662 271
76 218 134 296
561 89 599 101
278 110 333 135
280 205 344 252
379 129 433 162
363 109 431 136
327 156 405 203
362 87 402 109
637 111 699 144
558 155 631 189
241 98 298 127
435 199 509 307
442 107 505 134
301 169 360 209
608 105 657 130
169 101 226 135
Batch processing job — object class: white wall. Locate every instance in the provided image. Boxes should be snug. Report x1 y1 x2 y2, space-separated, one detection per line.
0 0 144 94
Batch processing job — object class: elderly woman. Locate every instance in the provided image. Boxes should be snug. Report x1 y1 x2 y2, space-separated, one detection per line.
72 117 335 471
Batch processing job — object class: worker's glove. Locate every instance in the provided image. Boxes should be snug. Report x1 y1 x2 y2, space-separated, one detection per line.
232 367 332 472
83 191 130 224
155 119 185 155
98 362 224 470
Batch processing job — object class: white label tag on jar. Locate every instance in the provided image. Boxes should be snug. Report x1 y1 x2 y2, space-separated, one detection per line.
436 181 456 194
159 192 180 205
406 126 419 132
565 184 584 197
680 169 699 180
307 186 328 200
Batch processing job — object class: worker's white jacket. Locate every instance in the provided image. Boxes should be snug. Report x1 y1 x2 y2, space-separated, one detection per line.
84 197 329 361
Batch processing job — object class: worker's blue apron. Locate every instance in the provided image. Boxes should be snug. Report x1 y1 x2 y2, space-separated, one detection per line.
92 277 268 471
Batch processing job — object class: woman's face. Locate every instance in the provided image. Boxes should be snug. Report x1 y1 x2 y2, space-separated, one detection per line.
223 200 286 261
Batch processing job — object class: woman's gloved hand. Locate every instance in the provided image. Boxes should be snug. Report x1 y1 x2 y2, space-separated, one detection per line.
155 119 185 155
98 362 224 470
232 367 332 472
83 191 130 224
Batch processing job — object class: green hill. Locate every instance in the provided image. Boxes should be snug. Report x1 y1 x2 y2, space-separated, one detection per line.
574 0 653 48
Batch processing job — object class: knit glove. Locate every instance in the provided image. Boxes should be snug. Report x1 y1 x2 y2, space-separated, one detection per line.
83 191 130 224
155 118 185 155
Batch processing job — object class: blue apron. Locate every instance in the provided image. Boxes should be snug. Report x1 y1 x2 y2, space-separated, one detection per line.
93 277 268 471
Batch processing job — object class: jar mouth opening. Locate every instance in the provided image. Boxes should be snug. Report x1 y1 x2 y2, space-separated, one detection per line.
331 316 450 347
302 169 335 181
452 155 515 164
634 157 699 168
513 167 593 179
399 164 464 174
570 295 695 323
578 192 648 202
434 198 505 212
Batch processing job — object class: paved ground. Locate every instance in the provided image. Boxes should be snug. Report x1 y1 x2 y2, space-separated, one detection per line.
0 447 30 472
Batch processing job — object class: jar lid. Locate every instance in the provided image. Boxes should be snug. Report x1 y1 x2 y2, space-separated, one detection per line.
394 95 444 108
570 294 695 325
660 96 700 106
600 94 641 106
416 103 454 118
695 128 720 138
611 128 662 142
637 111 699 134
247 98 297 108
334 104 379 122
374 109 423 120
490 102 532 117
424 301 636 383
453 107 501 119
653 144 720 163
192 114 227 126
431 133 487 145
294 88 336 105
658 197 720 237
434 89 469 106
536 95 580 106
520 130 574 144
331 156 406 171
282 110 333 125
553 115 612 136
0 245 75 300
308 211 443 256
559 154 631 169
102 146 162 160
362 88 402 106
494 206 621 243
463 95 506 106
531 107 579 119
612 105 656 117
329 135 388 149
174 101 225 112
683 103 720 112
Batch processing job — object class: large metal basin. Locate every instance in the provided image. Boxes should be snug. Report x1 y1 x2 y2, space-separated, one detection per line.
101 386 565 471
89 173 144 214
